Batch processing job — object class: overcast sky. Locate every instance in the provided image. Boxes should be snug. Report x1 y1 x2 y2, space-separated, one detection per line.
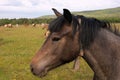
0 0 120 19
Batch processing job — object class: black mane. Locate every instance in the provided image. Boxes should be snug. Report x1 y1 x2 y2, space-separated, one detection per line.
78 15 108 49
49 16 65 32
48 15 120 49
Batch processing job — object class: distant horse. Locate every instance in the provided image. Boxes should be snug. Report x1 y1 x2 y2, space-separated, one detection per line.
15 24 19 27
44 30 50 38
41 23 49 30
32 23 36 27
4 24 8 27
7 24 12 28
4 24 13 28
30 8 120 80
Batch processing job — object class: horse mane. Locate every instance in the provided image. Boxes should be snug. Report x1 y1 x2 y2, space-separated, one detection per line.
48 15 120 49
49 16 66 32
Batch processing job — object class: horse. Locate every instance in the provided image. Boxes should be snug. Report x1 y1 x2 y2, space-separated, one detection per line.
44 30 50 38
32 23 36 27
30 8 120 80
4 24 13 28
16 24 19 27
7 24 13 28
4 24 8 27
41 23 49 30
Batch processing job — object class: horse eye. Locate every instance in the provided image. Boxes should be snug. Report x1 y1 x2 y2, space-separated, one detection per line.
52 37 60 41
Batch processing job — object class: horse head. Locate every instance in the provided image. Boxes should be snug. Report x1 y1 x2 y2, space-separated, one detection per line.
30 8 81 77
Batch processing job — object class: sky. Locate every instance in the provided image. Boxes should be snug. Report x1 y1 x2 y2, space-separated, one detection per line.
0 0 120 19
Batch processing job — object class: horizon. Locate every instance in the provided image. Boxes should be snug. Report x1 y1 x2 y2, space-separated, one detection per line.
0 0 120 19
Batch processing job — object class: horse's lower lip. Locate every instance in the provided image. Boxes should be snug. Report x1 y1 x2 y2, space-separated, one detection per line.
38 72 47 78
38 68 48 78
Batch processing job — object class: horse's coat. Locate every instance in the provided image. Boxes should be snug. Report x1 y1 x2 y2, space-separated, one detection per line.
31 8 120 80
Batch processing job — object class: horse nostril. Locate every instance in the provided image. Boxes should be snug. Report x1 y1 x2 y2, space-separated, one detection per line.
30 64 33 72
30 64 36 75
31 67 33 72
30 64 40 76
31 67 37 75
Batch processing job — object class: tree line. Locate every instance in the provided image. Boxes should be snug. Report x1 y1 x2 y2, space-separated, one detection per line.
0 17 120 26
0 18 53 26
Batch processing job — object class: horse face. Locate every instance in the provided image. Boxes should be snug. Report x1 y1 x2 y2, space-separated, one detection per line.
30 8 80 77
30 24 80 77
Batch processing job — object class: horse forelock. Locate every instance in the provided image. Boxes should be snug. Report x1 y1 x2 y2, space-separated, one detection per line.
48 16 65 33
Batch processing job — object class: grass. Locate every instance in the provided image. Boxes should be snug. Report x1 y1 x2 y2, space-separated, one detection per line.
0 23 120 80
0 25 100 80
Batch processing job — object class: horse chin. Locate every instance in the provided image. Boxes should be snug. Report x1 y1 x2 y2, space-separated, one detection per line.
38 72 47 78
37 68 48 78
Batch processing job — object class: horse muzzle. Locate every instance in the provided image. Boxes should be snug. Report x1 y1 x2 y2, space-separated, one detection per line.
30 64 48 78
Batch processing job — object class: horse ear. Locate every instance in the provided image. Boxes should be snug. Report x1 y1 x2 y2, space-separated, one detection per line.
52 8 62 17
63 9 72 23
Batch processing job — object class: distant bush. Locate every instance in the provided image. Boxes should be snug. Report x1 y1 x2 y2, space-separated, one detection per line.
0 17 120 26
0 18 54 26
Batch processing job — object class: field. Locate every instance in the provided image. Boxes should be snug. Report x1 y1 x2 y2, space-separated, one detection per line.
0 23 120 80
0 25 93 80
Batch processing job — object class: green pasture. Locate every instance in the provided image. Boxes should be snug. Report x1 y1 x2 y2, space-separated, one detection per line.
0 26 93 80
0 23 120 80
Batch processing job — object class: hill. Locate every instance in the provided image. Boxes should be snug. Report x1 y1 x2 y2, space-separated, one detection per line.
39 7 120 19
74 7 120 18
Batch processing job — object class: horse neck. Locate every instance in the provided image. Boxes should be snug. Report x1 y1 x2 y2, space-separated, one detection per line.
83 28 120 80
